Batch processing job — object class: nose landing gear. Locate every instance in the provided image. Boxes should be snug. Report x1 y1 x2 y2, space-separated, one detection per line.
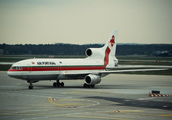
29 83 33 89
27 80 39 89
27 81 33 89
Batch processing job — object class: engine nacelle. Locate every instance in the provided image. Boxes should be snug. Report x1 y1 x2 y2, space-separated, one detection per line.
85 74 101 85
85 48 103 57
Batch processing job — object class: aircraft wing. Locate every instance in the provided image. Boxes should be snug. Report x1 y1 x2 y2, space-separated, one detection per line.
63 68 167 76
104 65 170 74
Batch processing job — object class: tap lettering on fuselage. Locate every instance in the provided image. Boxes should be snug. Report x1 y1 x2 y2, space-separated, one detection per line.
37 62 56 65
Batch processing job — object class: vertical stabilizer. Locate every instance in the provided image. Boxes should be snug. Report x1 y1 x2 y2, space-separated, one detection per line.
103 30 118 67
86 30 118 67
103 30 118 57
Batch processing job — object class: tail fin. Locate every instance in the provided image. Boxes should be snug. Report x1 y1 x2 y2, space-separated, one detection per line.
103 30 118 67
86 30 118 67
103 30 118 56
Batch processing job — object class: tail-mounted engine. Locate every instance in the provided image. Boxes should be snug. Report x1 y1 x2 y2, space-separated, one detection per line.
85 48 92 56
85 48 104 57
85 74 101 85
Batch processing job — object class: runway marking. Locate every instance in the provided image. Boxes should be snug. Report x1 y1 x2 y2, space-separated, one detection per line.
63 91 100 94
48 97 68 108
109 110 172 118
110 110 144 113
0 111 132 120
1 110 171 119
159 114 172 117
48 97 99 108
137 98 154 100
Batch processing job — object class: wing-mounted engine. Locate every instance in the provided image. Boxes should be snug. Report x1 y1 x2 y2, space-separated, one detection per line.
85 48 104 58
85 74 101 85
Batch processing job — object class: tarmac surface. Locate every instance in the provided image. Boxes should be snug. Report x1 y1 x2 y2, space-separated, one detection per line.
0 71 172 120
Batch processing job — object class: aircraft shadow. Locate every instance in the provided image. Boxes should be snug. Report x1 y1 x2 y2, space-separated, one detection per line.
85 96 172 111
31 84 131 89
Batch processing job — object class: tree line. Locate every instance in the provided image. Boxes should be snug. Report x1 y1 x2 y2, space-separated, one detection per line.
0 43 172 56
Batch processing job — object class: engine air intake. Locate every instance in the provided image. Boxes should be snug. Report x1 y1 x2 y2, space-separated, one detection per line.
86 49 92 56
85 76 91 83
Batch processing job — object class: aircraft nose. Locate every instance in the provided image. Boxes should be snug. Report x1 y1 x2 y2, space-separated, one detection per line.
7 70 13 77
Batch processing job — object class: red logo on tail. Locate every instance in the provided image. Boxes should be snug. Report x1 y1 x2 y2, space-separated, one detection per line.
108 35 115 49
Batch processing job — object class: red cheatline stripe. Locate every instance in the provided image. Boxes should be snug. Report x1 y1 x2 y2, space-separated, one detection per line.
104 47 111 67
9 47 111 72
8 66 105 71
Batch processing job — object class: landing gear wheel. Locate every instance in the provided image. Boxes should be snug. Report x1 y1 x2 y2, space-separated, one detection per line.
27 81 33 89
53 82 57 87
29 85 33 89
56 84 60 87
53 81 64 87
83 83 95 88
60 82 64 87
84 83 87 88
90 85 95 88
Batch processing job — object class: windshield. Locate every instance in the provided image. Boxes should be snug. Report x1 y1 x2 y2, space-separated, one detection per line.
11 66 22 70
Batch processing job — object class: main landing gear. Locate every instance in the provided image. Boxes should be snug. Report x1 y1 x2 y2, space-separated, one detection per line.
83 83 95 88
53 80 64 87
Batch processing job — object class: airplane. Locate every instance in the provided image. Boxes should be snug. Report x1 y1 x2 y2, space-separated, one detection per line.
7 30 167 89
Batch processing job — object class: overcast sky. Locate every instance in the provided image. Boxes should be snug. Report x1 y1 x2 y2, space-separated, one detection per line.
0 0 172 45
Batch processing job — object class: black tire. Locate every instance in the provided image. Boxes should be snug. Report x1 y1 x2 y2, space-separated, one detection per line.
29 85 33 89
53 82 57 87
60 82 64 87
91 85 95 88
56 83 60 87
83 83 87 88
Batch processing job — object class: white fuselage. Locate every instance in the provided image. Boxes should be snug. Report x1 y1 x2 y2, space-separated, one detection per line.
7 57 108 81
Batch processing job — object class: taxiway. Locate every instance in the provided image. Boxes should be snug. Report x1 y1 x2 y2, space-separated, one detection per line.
0 71 172 120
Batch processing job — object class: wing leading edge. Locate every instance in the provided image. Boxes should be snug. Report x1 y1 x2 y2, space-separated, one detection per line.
63 68 167 76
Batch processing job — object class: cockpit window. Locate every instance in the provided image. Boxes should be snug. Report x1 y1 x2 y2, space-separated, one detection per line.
11 66 22 70
11 66 16 69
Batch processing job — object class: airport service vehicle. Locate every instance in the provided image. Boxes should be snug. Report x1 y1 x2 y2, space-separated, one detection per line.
7 30 165 89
